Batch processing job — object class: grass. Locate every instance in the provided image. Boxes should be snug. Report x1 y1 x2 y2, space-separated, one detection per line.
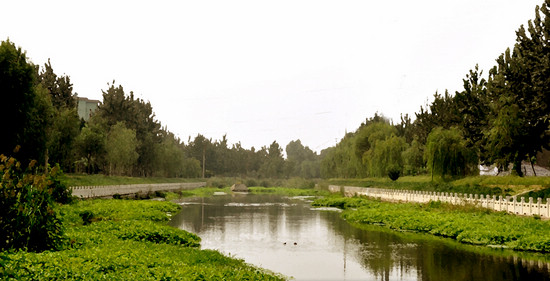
64 174 203 187
326 175 550 200
0 199 285 280
313 195 550 252
249 187 331 197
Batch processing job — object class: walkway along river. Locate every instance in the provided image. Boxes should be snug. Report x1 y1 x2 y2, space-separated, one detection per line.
329 185 550 218
70 182 206 198
170 194 550 281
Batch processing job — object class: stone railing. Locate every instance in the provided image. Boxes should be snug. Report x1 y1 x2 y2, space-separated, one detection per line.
71 182 207 198
328 185 550 218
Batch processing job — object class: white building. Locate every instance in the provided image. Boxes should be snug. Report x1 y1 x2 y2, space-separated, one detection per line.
77 97 100 122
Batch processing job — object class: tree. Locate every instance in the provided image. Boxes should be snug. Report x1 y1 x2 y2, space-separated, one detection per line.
37 59 77 109
364 134 407 178
413 90 458 146
105 122 139 175
260 141 285 178
0 40 50 164
74 120 106 174
36 59 81 170
96 83 162 176
402 140 425 176
186 134 213 178
453 65 490 153
485 1 550 176
285 139 318 178
424 127 477 179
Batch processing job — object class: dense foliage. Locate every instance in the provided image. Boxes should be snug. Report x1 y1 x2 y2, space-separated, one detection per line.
321 1 550 179
0 37 323 179
2 1 550 181
313 196 550 252
0 154 67 252
0 200 284 280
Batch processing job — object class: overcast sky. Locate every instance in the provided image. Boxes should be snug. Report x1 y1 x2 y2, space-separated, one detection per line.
1 0 542 153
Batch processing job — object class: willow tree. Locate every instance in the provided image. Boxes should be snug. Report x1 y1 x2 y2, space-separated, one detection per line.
105 122 139 176
424 127 477 179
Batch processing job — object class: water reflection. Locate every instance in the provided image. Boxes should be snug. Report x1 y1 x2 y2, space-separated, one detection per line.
169 194 550 281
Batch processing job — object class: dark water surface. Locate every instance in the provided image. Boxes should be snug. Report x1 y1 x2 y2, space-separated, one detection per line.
169 194 550 281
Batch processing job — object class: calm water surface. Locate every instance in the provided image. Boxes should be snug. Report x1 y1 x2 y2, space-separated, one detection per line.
169 194 550 281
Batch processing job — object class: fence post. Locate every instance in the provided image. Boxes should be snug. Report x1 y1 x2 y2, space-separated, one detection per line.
537 198 542 217
529 197 534 216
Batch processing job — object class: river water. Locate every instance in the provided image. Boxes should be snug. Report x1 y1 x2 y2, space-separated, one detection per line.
169 194 550 281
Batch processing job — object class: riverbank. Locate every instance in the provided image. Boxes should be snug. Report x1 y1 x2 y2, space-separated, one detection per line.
313 195 550 253
327 175 550 201
0 199 285 280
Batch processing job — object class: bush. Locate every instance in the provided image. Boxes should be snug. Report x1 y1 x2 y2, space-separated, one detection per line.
387 166 401 181
48 164 73 204
79 210 95 225
0 155 66 252
285 177 316 189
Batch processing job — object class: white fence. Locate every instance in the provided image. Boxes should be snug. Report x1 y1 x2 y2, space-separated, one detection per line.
71 182 207 198
328 185 550 218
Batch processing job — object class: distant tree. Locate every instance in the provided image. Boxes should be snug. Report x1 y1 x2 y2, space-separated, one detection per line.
37 59 77 109
35 59 81 170
413 90 458 145
395 114 414 144
364 134 407 177
285 139 318 178
402 139 425 176
97 83 162 176
105 122 139 175
46 106 81 170
181 157 202 178
453 65 489 152
424 127 477 179
186 134 213 178
260 141 285 178
74 120 106 174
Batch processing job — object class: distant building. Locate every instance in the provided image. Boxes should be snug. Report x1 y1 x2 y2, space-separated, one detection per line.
77 97 100 121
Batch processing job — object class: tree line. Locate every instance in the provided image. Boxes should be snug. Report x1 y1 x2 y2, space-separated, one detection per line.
0 43 321 178
321 1 550 179
2 1 549 180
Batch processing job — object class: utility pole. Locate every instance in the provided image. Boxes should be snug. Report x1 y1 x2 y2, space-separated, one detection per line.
202 143 206 179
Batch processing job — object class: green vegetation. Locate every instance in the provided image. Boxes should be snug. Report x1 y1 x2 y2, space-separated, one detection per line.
65 173 201 187
0 154 68 252
326 176 550 200
425 127 477 178
313 196 550 252
249 187 331 197
322 2 550 179
0 199 284 280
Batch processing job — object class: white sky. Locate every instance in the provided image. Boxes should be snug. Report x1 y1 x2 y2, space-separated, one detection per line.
1 0 542 153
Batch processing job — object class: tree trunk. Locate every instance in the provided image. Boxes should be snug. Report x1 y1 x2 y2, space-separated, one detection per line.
529 155 537 176
513 159 524 177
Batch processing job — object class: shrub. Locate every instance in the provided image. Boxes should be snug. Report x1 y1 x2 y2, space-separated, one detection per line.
387 166 401 181
48 164 73 204
285 177 315 189
0 155 66 252
79 210 95 225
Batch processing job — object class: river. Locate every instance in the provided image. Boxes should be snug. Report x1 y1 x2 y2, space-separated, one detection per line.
169 193 550 280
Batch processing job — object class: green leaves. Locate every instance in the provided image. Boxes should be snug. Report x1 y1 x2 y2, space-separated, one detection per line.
0 155 67 252
1 199 284 280
315 195 550 252
425 127 477 178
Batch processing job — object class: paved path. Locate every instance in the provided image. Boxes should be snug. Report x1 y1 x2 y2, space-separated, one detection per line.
71 182 207 198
